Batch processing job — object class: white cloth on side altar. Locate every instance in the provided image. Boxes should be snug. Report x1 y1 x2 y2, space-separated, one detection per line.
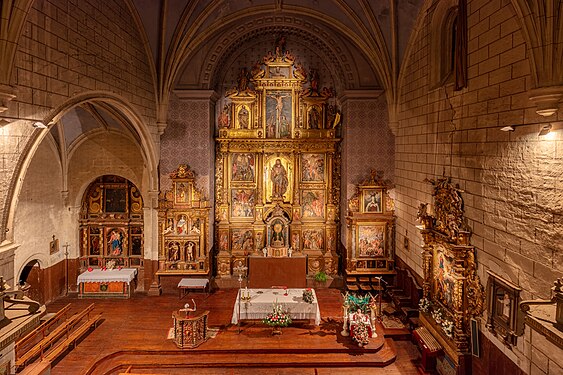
231 288 321 325
77 268 137 284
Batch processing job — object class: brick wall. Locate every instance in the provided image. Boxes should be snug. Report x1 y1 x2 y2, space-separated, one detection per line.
396 0 563 372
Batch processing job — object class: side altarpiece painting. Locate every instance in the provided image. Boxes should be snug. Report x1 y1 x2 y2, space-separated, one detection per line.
79 175 144 269
416 176 485 373
345 170 395 275
215 37 342 277
157 165 211 276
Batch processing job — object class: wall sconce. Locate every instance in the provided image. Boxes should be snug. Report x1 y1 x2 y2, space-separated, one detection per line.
500 126 515 132
0 116 51 128
538 124 552 136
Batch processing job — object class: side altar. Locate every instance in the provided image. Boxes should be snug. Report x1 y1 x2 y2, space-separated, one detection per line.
214 36 342 278
157 165 211 277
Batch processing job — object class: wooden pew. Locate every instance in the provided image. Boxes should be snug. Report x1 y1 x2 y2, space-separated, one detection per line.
15 304 97 371
15 303 71 361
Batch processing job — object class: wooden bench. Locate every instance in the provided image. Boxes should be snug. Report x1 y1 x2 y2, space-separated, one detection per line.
15 304 98 371
16 303 71 361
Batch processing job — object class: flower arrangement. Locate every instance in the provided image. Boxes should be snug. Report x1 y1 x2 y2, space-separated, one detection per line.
302 288 314 304
353 321 370 347
262 303 292 327
106 259 116 270
418 298 431 312
431 309 443 324
442 319 454 338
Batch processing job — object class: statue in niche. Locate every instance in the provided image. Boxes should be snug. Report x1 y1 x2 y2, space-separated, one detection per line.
238 106 249 129
308 106 321 129
237 67 250 93
271 159 288 198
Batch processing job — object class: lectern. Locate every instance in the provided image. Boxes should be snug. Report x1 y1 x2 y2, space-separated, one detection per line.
172 310 209 348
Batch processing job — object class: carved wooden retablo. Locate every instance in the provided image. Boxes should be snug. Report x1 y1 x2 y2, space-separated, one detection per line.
157 164 211 275
345 170 395 275
215 36 342 277
417 175 484 366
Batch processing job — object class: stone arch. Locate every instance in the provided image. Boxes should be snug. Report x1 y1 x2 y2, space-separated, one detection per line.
2 91 158 243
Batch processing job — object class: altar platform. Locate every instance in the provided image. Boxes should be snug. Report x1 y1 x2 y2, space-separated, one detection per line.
44 289 419 374
247 255 306 288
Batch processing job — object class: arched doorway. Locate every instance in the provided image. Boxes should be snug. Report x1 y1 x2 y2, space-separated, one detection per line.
18 260 43 303
79 175 144 270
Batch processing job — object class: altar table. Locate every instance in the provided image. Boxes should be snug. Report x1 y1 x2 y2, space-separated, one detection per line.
77 268 137 298
248 256 307 288
231 288 321 325
177 278 209 299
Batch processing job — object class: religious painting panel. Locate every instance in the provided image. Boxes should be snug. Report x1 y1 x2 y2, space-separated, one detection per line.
486 271 522 346
88 227 102 256
264 157 292 202
356 223 385 257
302 229 324 250
231 153 256 182
301 190 325 219
130 226 143 256
433 246 456 310
49 236 59 255
231 189 255 218
106 227 126 257
176 214 189 235
175 182 190 204
361 189 383 213
104 187 127 213
231 229 254 253
301 153 325 182
265 90 292 139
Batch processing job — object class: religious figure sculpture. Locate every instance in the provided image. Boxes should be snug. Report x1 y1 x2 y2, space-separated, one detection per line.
271 159 288 198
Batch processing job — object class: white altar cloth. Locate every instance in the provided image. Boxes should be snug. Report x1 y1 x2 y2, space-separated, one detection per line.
231 288 321 325
77 268 137 284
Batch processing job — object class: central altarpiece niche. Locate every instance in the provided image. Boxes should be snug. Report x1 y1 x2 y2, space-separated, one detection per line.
215 39 342 278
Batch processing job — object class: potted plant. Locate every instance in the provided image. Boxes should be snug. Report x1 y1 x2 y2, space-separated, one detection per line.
314 270 328 286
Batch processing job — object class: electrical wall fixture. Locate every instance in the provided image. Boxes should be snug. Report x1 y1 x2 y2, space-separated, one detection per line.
32 121 48 129
500 125 515 132
538 123 552 136
0 116 52 128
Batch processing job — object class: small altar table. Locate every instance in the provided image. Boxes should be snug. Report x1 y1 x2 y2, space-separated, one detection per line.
178 278 209 299
77 268 137 298
231 288 321 325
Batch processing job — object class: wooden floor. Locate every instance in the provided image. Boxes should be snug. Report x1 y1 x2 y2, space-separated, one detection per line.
41 288 421 375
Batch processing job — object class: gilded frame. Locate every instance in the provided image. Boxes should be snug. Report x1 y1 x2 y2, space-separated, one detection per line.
231 153 256 182
301 153 325 182
302 228 324 250
230 188 255 219
356 223 386 257
265 89 293 139
361 189 383 213
301 189 325 220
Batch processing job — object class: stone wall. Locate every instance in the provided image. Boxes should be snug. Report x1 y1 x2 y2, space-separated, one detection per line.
1 0 157 243
395 0 563 372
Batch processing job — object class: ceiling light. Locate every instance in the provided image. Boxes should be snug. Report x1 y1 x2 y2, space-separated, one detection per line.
538 124 552 136
32 122 48 129
500 126 515 132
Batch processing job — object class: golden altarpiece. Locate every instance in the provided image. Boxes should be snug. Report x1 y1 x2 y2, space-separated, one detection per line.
345 170 395 275
416 176 485 373
157 165 211 276
79 175 144 269
215 39 341 277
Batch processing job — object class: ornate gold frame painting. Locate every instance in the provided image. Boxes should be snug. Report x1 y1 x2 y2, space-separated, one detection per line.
301 153 325 182
433 246 456 310
264 156 293 202
231 189 255 219
265 90 292 138
356 223 386 257
361 189 383 213
231 153 256 182
301 190 325 219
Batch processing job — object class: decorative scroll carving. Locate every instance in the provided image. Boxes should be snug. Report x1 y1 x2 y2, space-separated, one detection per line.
417 175 484 363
